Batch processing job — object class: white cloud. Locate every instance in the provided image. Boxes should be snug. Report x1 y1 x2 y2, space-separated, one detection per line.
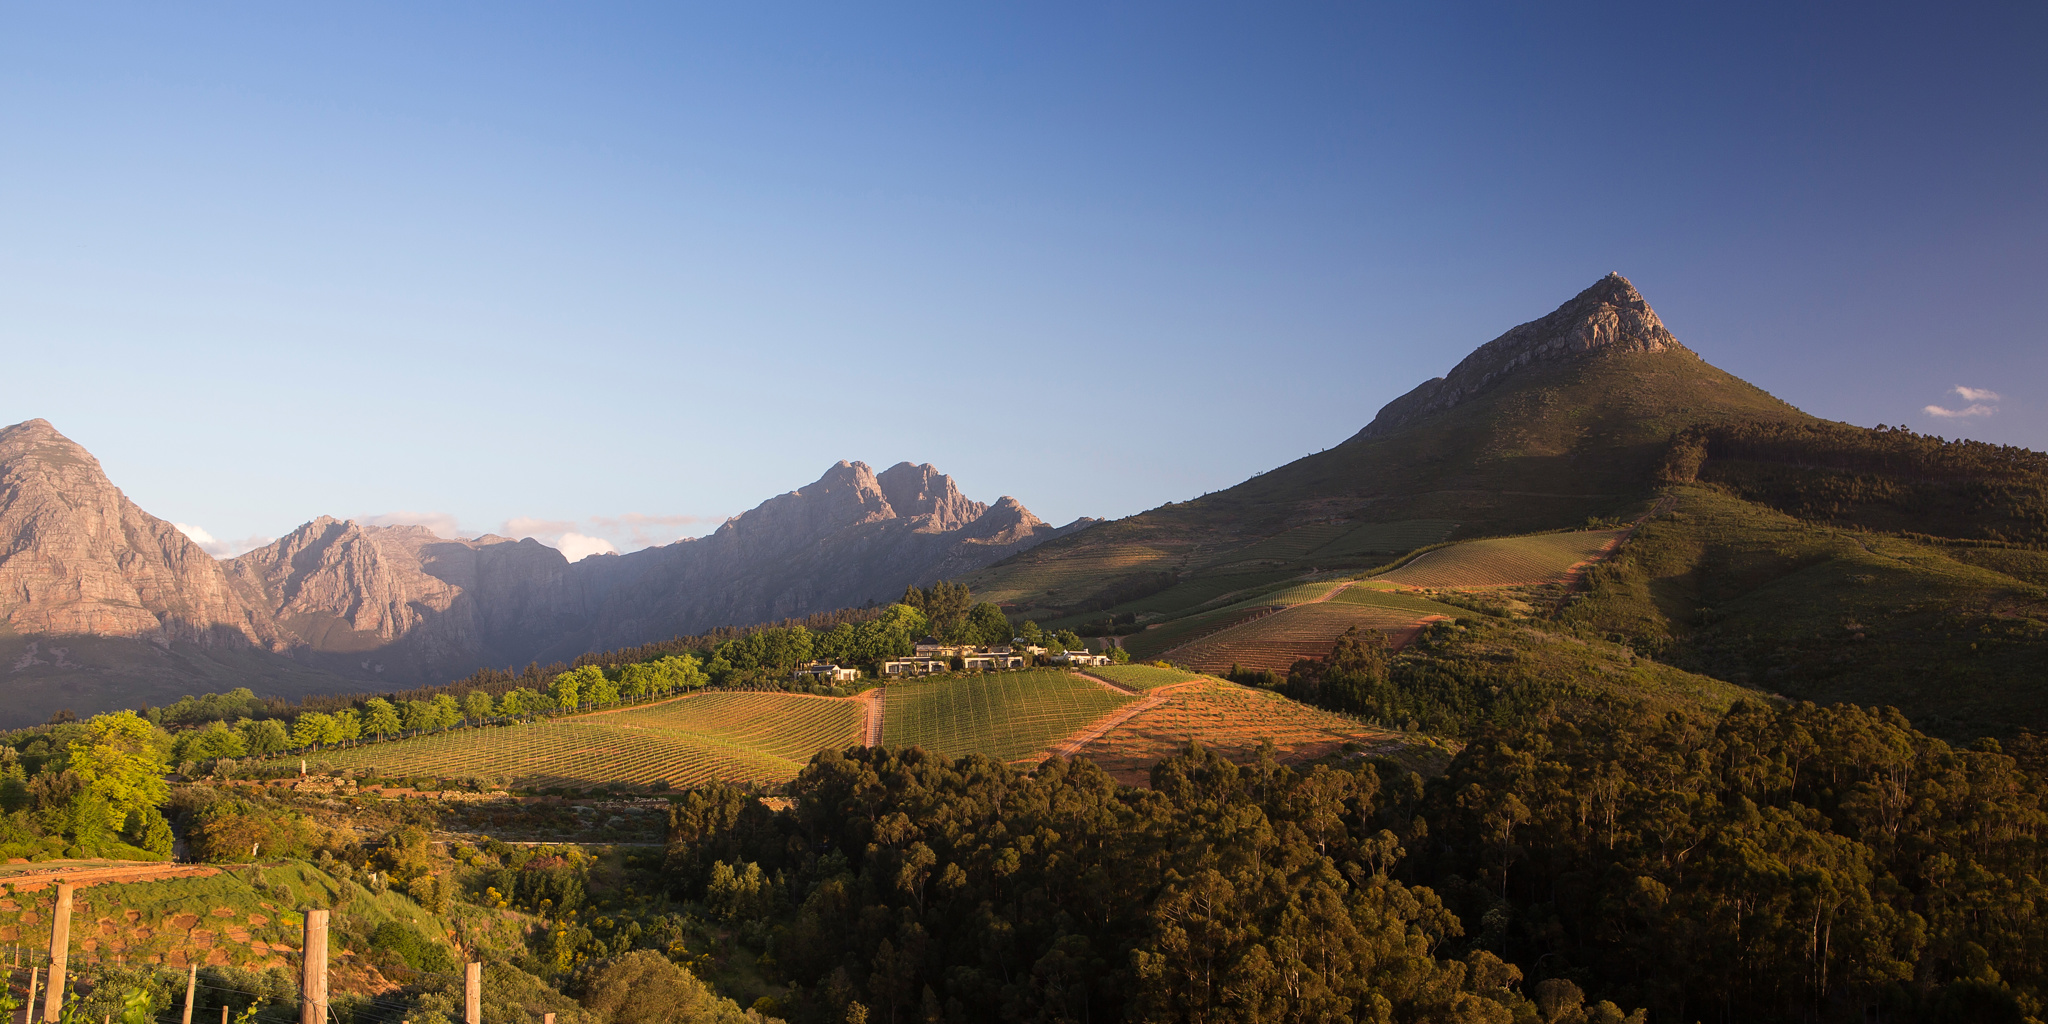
172 523 276 558
501 517 620 561
1924 403 1996 419
1924 385 2003 419
360 510 464 538
554 532 621 561
501 512 717 558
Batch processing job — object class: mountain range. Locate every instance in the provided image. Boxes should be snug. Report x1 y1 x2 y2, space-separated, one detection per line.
0 427 1088 725
9 271 2046 736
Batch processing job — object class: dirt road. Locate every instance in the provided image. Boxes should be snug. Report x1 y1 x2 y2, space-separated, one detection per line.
0 861 220 892
1046 681 1203 760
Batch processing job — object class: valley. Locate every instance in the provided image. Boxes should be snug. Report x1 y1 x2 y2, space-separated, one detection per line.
3 273 2046 1024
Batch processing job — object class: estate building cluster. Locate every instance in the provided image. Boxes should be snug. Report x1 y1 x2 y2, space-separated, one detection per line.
792 636 1111 683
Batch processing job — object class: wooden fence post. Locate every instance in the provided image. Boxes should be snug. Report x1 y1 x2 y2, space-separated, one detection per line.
464 963 480 1024
182 963 197 1024
23 966 36 1024
300 909 328 1024
42 883 71 1024
543 1015 556 1024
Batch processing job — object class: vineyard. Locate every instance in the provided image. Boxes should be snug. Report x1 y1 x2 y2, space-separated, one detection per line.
1084 664 1207 691
1327 586 1468 617
1069 679 1401 785
881 669 1134 763
1227 518 1459 563
308 692 863 789
965 544 1175 608
1159 602 1448 673
1372 529 1625 589
1122 602 1283 661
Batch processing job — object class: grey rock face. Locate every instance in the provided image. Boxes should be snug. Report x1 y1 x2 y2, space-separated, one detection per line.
1353 272 1694 440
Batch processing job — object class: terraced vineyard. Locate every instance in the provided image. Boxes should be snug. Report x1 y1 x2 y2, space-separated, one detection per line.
1161 602 1448 672
310 692 863 789
1373 529 1624 589
882 669 1134 763
1070 679 1399 785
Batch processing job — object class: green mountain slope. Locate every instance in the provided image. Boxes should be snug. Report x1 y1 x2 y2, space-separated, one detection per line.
972 273 2048 737
970 273 1808 623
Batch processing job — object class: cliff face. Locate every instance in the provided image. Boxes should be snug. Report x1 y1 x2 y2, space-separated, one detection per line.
219 459 1082 674
1353 272 1695 440
0 435 1087 709
570 462 1088 654
0 420 280 648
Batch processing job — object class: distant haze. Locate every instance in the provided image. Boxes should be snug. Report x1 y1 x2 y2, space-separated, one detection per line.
2 4 2043 555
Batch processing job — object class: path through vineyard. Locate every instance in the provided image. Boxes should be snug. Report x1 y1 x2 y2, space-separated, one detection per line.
859 687 884 746
1047 676 1202 760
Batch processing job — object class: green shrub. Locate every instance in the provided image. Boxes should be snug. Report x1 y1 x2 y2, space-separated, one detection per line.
369 922 456 973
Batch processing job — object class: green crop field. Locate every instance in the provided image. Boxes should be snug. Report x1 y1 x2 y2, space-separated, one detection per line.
307 692 863 789
1086 664 1207 691
1373 529 1624 589
881 669 1134 762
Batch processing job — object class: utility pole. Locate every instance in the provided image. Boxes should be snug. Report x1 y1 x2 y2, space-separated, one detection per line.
299 909 328 1024
463 963 480 1024
42 883 71 1024
182 964 197 1024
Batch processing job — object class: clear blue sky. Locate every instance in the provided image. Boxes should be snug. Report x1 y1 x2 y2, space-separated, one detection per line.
4 3 2044 558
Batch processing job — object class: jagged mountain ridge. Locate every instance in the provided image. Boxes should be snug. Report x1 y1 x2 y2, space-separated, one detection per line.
0 425 1086 722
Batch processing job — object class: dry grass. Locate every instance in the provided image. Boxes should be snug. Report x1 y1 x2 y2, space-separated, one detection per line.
1374 530 1624 589
1070 680 1400 785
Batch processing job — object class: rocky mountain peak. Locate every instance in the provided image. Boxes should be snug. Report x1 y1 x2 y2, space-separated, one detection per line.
0 418 279 646
1353 272 1694 439
877 462 986 531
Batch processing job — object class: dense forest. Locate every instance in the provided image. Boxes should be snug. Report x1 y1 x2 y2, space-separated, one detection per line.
1661 420 2048 545
652 695 2047 1024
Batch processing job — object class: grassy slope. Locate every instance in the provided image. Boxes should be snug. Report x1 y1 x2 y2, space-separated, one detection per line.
1560 485 2048 737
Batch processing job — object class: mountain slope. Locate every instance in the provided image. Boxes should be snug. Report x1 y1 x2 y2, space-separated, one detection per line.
968 273 1809 621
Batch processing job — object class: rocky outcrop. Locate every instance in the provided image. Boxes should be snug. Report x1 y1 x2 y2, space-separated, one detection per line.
0 420 281 648
1352 272 1695 440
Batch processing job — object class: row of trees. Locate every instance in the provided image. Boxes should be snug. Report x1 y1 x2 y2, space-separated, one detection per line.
164 655 711 761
